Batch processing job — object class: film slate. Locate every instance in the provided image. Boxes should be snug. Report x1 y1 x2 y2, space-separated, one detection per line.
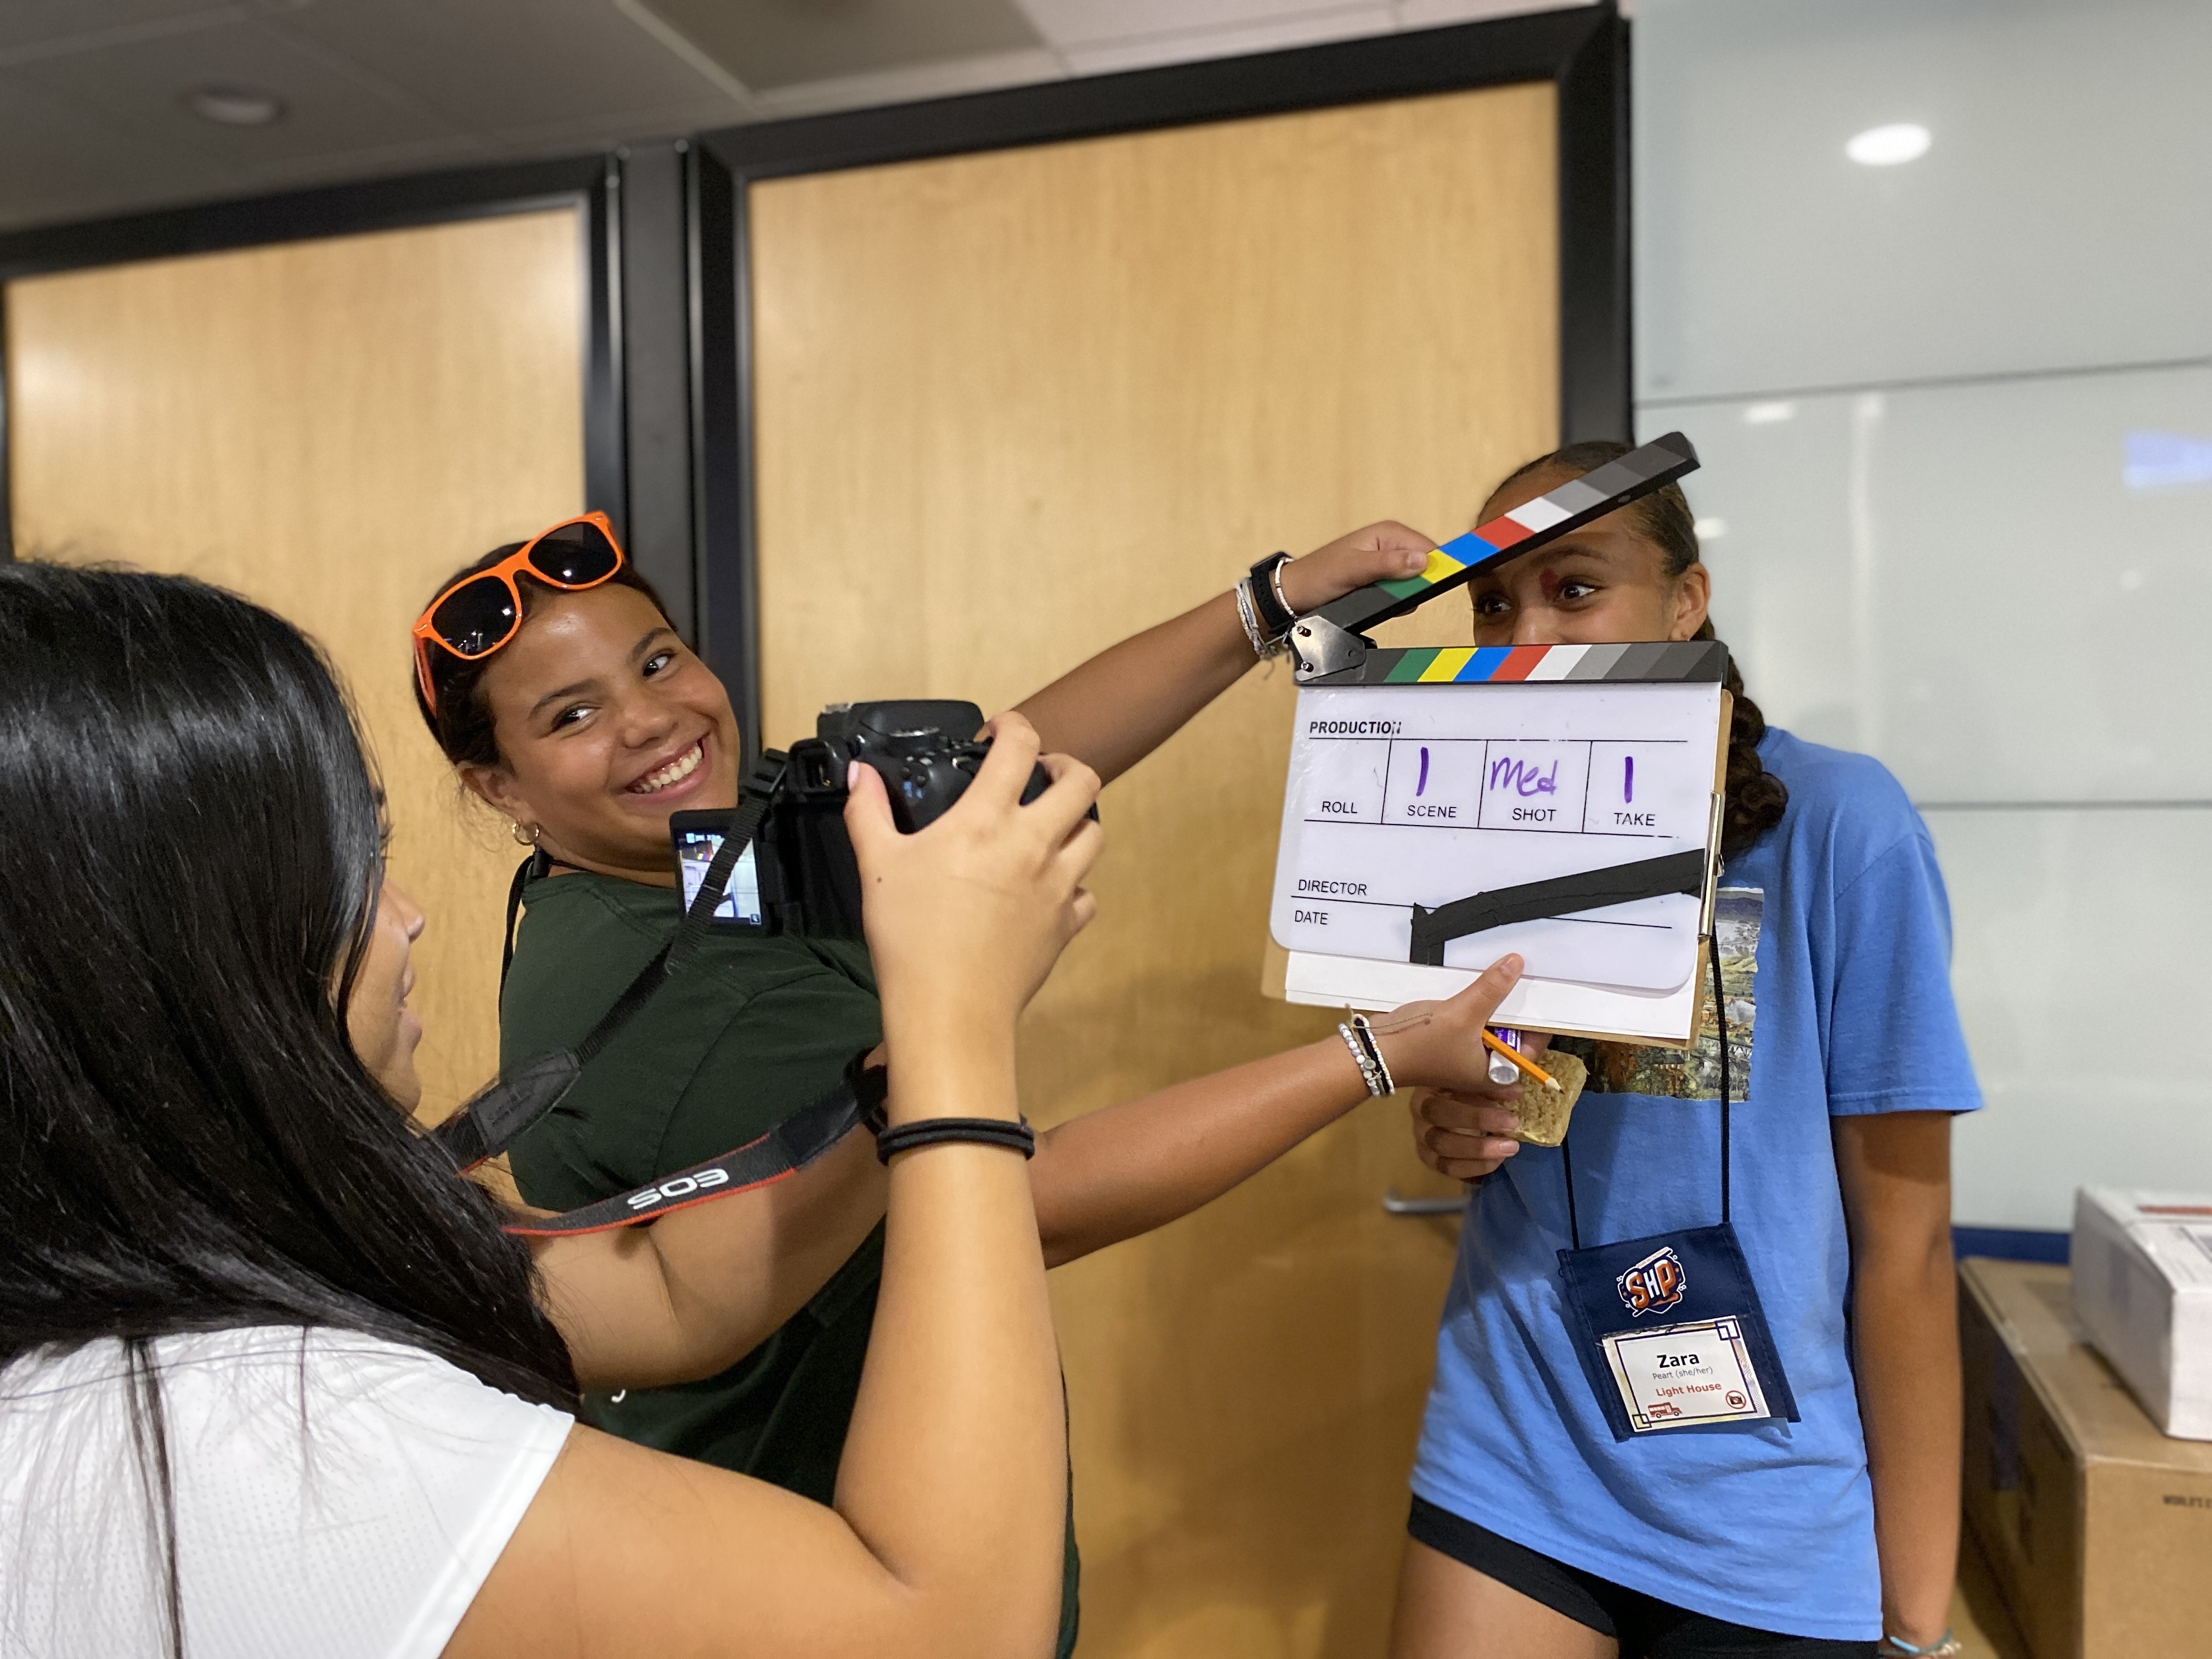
1267 433 1730 1045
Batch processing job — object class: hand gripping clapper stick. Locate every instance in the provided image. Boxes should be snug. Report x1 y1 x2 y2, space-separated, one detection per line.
1271 433 1729 1044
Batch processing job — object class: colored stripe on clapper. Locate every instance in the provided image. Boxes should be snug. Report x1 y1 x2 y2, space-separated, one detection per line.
1324 433 1699 628
1322 639 1729 686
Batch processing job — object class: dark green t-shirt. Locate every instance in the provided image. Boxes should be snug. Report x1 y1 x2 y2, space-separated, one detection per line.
500 871 1077 1654
500 870 887 1496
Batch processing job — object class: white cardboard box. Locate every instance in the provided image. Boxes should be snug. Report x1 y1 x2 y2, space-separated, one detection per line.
2070 1188 2212 1441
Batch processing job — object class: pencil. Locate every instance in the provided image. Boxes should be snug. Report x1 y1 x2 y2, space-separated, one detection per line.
1482 1027 1561 1091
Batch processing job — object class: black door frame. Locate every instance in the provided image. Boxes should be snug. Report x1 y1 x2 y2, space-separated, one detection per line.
691 3 1629 756
0 155 633 589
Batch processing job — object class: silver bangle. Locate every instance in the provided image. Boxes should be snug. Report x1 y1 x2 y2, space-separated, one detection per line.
1234 577 1287 659
1267 556 1295 625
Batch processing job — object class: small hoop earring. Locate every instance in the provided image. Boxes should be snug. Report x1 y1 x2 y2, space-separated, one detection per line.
511 821 542 847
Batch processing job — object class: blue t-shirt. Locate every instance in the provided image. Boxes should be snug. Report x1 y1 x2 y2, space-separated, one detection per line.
1409 727 1983 1642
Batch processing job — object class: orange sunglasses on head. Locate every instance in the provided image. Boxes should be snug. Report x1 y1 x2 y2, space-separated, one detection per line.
412 512 626 714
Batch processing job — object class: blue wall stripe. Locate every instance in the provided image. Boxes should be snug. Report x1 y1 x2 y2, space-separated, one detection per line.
1952 1226 2069 1264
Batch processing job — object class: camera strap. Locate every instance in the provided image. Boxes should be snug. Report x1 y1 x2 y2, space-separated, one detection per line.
502 1052 887 1235
430 755 881 1231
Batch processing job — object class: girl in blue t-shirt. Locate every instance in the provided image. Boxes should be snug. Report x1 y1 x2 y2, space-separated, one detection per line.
1391 443 1982 1659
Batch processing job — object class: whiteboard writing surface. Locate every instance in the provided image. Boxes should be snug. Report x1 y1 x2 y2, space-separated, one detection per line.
1267 641 1729 1040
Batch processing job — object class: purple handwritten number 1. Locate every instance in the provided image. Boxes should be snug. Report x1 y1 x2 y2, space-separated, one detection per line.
1417 746 1430 797
1624 755 1634 804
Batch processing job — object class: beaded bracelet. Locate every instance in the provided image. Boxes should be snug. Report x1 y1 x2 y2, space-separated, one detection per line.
1337 1012 1396 1098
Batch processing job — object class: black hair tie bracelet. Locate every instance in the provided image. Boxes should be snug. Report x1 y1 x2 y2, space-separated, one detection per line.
875 1117 1036 1164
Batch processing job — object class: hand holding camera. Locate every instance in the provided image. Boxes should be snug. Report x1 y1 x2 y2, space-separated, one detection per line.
845 713 1102 1110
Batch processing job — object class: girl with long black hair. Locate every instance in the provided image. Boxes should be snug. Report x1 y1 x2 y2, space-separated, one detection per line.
0 561 1102 1657
1391 444 1980 1659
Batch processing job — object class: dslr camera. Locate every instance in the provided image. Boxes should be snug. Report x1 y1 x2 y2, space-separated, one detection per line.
670 700 1064 940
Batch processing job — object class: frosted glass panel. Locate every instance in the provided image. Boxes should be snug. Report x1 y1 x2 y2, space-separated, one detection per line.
1644 360 2212 803
1637 0 2212 400
1930 809 2212 1229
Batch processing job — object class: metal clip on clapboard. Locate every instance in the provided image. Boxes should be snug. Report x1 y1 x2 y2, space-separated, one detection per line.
1277 432 1728 987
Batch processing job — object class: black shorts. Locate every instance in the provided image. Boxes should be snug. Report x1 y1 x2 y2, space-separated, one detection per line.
1408 1498 1878 1658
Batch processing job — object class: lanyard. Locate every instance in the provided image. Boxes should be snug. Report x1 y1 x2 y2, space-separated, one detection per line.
1561 940 1732 1251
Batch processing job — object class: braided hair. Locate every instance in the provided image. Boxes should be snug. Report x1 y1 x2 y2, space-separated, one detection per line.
1483 442 1788 856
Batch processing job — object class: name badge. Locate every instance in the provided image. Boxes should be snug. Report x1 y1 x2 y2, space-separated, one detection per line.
1556 1222 1798 1442
1601 1316 1771 1431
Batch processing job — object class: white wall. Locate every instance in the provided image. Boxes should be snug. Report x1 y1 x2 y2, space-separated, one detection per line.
1634 0 2212 1228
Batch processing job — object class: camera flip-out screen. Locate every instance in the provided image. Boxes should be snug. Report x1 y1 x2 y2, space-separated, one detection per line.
673 821 765 928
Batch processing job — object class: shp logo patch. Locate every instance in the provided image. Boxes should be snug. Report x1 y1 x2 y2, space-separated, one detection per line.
1617 1245 1688 1317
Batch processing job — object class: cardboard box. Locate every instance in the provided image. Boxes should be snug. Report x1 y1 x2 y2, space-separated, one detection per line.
1960 1259 2212 1658
2069 1188 2212 1440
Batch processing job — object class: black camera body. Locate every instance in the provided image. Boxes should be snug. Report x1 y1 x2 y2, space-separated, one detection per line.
671 700 1060 941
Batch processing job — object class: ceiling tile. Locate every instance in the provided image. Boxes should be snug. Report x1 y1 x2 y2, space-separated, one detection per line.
12 17 461 173
1059 5 1395 76
634 0 1041 91
274 0 749 134
750 44 1064 119
0 64 233 228
1019 0 1356 50
0 1 241 58
1396 0 1590 25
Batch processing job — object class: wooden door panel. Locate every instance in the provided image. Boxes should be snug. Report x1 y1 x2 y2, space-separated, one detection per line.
749 84 1556 1657
6 210 585 1122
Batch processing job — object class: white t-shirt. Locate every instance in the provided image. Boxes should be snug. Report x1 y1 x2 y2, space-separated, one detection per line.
0 1326 573 1658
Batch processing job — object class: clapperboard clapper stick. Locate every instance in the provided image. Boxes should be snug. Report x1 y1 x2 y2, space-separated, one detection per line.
1288 432 1700 686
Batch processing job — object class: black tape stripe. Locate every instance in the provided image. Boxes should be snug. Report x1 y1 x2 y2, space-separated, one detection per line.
1408 850 1708 967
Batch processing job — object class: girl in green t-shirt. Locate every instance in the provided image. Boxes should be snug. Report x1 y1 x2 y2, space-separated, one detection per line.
411 514 1535 1645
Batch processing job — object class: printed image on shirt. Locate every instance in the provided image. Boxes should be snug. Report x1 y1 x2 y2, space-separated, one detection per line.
1555 887 1761 1103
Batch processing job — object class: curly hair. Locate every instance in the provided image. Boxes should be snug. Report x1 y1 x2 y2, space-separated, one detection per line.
1485 442 1788 856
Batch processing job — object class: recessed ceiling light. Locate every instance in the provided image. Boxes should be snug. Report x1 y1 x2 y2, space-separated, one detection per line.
1846 122 1931 166
186 86 285 127
1694 517 1729 541
1743 401 1797 425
